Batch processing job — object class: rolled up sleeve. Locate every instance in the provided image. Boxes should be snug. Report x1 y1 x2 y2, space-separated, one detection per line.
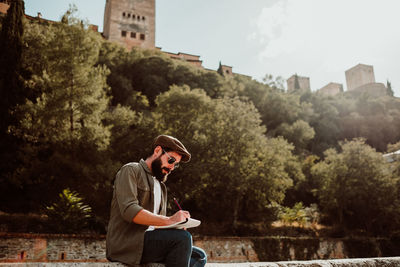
114 165 144 222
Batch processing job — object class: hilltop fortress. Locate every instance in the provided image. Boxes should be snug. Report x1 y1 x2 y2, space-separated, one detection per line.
102 0 239 76
0 0 392 96
0 0 234 76
102 0 391 97
288 63 388 97
91 0 209 70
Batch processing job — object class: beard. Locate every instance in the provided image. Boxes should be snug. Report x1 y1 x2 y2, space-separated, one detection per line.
151 156 171 182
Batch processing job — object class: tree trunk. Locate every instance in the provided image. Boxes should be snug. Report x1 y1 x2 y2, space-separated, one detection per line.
69 73 74 133
232 194 241 233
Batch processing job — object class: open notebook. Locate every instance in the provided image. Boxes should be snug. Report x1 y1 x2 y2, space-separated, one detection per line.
157 218 201 229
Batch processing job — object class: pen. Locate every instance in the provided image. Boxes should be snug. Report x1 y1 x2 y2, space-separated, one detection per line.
173 197 182 210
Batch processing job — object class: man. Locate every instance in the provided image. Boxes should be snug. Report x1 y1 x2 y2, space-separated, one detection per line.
106 135 207 267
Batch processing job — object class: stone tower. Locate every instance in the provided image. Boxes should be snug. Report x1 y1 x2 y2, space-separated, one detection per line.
103 0 155 50
287 74 310 92
345 63 375 91
217 62 233 77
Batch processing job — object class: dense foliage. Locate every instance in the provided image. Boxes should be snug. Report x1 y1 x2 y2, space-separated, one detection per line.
1 7 400 236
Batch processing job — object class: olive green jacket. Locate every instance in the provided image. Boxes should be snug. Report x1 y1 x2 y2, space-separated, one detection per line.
106 159 168 266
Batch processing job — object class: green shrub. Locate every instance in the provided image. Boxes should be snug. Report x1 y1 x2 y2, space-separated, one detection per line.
278 202 320 228
45 188 92 233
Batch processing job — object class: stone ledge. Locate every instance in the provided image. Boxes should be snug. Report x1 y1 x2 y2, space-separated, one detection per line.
1 257 400 267
207 257 400 266
0 264 163 267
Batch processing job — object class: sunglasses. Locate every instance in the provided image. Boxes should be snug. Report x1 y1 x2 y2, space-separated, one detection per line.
162 149 179 169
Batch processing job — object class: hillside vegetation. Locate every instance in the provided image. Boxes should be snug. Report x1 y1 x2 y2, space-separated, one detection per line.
1 5 400 237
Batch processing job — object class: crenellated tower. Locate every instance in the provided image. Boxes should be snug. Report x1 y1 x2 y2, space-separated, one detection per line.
103 0 155 50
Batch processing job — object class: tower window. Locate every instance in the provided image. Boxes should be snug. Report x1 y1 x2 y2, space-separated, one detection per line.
131 32 136 38
133 14 136 19
127 13 131 18
122 12 126 17
140 33 145 40
121 31 127 37
142 16 145 20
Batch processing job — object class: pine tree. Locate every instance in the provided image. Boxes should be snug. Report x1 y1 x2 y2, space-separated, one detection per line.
294 74 300 90
18 6 111 149
386 80 394 97
2 7 113 213
0 0 26 191
0 0 27 214
0 0 25 132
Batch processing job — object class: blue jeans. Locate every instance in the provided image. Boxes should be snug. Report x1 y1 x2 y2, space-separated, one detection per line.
141 229 207 267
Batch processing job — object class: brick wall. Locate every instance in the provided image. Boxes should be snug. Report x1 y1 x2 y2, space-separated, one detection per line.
1 233 399 263
1 233 106 263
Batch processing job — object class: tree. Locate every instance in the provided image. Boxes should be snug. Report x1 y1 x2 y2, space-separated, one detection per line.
152 85 297 230
300 93 341 156
0 0 26 211
276 119 315 154
283 155 321 207
262 74 285 92
5 6 113 213
294 74 300 90
0 0 25 132
386 80 394 97
336 95 400 152
312 139 400 235
18 6 111 149
97 41 151 109
259 92 306 133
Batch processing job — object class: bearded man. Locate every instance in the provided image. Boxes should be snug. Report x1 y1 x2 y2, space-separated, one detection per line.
106 135 207 267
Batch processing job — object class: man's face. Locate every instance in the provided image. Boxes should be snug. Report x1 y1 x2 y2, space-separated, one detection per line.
151 150 182 182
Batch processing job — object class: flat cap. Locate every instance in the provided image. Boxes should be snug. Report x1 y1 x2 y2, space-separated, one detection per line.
153 135 191 163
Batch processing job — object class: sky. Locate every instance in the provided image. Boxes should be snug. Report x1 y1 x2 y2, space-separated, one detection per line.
25 0 400 96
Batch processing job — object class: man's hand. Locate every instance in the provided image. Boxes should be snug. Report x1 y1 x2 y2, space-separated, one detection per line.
167 210 190 224
132 209 190 226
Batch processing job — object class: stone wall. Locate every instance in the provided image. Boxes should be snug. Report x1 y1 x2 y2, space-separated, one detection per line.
1 233 399 263
2 258 400 267
350 82 387 97
318 82 343 96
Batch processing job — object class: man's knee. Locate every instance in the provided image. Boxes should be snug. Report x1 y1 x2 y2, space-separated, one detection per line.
174 229 192 246
167 229 192 254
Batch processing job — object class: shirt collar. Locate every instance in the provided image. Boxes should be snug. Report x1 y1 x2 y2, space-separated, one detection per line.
139 159 152 175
